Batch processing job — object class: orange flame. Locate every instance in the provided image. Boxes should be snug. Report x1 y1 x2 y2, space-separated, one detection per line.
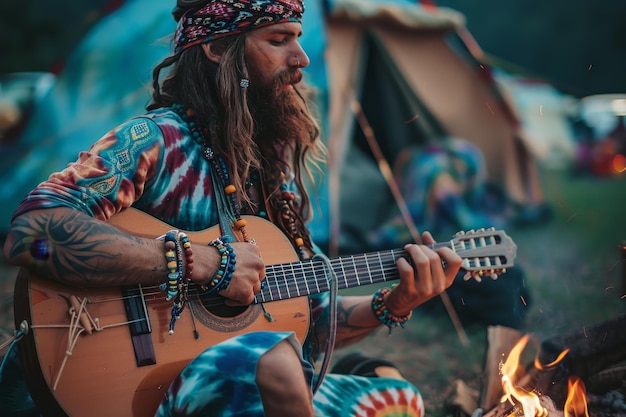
499 335 590 417
534 348 570 370
500 334 547 417
564 377 589 417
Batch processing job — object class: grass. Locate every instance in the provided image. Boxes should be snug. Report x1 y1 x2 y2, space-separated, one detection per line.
0 167 625 416
516 169 626 338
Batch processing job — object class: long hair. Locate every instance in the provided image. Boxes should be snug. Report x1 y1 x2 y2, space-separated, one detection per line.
148 34 325 249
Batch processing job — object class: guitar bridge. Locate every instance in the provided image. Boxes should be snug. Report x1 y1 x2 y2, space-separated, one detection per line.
122 285 156 367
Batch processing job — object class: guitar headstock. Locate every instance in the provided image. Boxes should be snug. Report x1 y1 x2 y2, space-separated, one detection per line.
450 227 517 282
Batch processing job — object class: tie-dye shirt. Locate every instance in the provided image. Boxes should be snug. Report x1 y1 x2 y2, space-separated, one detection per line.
13 106 329 354
13 107 221 230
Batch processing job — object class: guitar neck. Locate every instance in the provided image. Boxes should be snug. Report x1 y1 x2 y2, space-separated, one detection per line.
104 208 515 304
253 242 450 303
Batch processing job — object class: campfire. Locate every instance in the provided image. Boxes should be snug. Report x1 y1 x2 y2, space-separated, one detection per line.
483 334 586 417
452 315 626 417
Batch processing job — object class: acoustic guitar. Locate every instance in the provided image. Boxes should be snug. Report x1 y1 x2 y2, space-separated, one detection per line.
13 208 517 417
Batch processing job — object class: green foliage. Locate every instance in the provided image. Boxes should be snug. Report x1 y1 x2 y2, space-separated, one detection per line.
437 0 626 97
1 0 625 97
0 0 110 73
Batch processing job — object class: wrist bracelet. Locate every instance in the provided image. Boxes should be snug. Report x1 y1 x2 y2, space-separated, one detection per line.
205 236 237 294
163 230 183 301
159 230 189 335
371 287 412 332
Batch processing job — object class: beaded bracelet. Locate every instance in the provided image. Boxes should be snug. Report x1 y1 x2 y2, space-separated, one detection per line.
204 236 237 294
177 232 194 281
159 230 194 335
371 287 413 332
163 230 184 301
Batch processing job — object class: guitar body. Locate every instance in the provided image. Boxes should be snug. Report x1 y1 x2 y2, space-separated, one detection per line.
14 210 310 417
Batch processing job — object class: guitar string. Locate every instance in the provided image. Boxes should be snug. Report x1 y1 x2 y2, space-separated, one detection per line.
83 235 506 303
59 246 507 312
27 236 508 346
54 264 505 315
137 236 506 304
92 252 501 307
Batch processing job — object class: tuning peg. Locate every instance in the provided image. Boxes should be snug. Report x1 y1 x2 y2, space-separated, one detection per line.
463 272 483 282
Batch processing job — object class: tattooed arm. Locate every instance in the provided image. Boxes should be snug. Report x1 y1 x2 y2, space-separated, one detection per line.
2 207 265 305
3 207 178 287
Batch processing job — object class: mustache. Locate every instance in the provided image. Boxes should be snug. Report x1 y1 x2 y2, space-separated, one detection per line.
276 68 303 86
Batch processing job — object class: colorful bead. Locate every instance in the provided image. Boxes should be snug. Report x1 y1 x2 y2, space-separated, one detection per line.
29 237 51 260
159 229 193 335
224 184 237 195
171 104 313 257
163 231 183 301
205 236 237 294
177 232 194 281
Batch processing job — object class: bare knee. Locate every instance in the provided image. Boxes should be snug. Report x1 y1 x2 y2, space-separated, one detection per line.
256 340 308 393
256 340 313 417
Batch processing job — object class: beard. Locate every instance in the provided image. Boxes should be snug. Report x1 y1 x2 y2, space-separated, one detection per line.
246 68 318 152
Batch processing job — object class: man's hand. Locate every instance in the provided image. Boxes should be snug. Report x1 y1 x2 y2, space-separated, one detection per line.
216 242 266 306
384 231 462 316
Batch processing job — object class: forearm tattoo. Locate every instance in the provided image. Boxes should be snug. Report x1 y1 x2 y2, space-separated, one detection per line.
315 299 378 350
7 210 149 286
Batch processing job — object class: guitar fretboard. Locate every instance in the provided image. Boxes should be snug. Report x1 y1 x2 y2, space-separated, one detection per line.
254 248 408 303
252 228 516 304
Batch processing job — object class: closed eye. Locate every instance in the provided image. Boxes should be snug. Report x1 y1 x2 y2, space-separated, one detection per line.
269 39 288 46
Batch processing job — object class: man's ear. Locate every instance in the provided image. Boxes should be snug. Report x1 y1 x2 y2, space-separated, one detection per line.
202 43 222 64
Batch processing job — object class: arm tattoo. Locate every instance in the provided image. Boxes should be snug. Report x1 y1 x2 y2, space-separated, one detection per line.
7 209 147 286
315 299 378 350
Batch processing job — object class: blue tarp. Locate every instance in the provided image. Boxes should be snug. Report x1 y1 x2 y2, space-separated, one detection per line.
0 0 331 236
1 0 456 243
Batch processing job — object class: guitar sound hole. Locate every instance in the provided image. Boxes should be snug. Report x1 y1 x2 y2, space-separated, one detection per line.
197 292 247 318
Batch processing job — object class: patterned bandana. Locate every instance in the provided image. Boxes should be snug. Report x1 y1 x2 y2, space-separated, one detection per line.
174 0 304 53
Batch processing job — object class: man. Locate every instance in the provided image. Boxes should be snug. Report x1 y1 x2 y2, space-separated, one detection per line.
1 0 462 415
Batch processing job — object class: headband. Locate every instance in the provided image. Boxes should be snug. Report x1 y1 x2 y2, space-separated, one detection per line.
174 0 304 53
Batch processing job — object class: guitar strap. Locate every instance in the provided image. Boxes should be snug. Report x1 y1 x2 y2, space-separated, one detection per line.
209 161 237 241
